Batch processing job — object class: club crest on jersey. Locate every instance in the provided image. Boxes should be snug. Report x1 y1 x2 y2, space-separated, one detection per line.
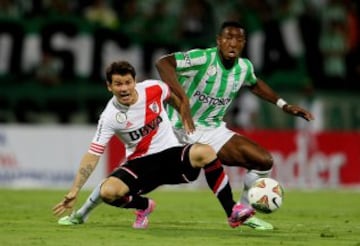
116 112 127 123
232 81 239 92
183 52 191 65
207 66 217 76
149 102 160 114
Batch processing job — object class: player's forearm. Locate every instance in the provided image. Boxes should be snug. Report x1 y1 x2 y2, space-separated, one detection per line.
167 92 182 112
69 152 100 195
251 79 314 120
250 79 282 105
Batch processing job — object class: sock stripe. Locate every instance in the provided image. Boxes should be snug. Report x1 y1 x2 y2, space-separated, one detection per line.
213 172 229 196
204 159 222 173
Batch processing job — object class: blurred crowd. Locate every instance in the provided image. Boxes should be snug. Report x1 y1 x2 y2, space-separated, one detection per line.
0 0 359 126
1 0 359 90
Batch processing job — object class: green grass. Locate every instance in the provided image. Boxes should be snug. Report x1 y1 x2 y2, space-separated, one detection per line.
0 188 359 246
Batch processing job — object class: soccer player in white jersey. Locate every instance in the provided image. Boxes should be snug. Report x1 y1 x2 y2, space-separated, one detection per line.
156 21 314 230
53 61 255 229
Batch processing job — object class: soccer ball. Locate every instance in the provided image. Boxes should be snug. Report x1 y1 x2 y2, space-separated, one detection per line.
248 178 284 214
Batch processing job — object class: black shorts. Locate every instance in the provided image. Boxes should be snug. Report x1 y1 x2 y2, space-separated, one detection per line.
109 144 200 195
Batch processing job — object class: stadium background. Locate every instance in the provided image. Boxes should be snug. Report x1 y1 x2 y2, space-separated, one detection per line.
0 0 359 189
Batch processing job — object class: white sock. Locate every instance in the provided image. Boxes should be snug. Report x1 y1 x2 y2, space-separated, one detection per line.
239 169 272 206
76 182 103 221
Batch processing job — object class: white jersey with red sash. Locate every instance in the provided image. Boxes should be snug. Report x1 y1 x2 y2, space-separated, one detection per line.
88 79 181 160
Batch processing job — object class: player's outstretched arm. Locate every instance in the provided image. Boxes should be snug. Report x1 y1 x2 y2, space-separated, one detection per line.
52 152 100 217
248 79 314 121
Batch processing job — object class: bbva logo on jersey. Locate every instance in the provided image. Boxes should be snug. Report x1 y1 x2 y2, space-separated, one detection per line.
128 115 163 141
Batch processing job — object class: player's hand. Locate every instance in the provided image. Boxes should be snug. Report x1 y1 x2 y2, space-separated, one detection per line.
52 193 77 217
182 113 195 134
283 104 314 121
180 103 195 134
167 91 195 134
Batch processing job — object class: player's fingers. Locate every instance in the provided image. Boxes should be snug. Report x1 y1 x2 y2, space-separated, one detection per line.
296 110 314 121
52 202 63 212
187 121 195 133
52 197 74 216
183 118 195 134
288 106 314 121
304 113 314 121
52 203 66 216
184 123 194 134
53 208 64 217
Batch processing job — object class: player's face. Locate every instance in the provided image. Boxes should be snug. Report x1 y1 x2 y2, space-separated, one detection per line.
107 73 137 106
216 26 246 61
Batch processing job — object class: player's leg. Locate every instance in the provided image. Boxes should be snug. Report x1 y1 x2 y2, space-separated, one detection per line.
186 143 255 227
218 134 274 230
75 164 132 220
189 143 235 217
58 176 131 226
57 160 160 226
57 163 131 225
218 134 273 203
101 161 159 229
174 128 254 226
77 182 103 219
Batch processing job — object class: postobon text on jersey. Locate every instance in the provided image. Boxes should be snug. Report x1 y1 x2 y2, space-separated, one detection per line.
193 91 231 106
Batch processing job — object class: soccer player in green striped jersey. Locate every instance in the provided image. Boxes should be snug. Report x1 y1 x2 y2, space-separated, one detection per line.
156 21 314 230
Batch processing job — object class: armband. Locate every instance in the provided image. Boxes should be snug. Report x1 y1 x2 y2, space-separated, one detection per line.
276 98 287 109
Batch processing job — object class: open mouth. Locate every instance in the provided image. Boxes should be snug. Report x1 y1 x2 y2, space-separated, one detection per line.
228 51 237 57
119 93 131 100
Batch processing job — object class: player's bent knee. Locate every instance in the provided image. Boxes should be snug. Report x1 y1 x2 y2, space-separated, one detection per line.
100 177 129 202
190 143 217 168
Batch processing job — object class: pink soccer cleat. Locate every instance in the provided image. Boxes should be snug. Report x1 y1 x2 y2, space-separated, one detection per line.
228 203 256 228
132 199 156 229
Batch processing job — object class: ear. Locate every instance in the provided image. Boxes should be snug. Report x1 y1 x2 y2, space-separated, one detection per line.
106 81 112 92
216 35 221 46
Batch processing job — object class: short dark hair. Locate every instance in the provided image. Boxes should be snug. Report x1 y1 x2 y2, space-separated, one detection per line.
219 21 245 35
105 61 136 83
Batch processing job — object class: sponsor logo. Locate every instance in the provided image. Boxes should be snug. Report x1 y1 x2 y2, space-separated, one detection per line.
128 115 163 141
125 121 133 128
193 91 231 106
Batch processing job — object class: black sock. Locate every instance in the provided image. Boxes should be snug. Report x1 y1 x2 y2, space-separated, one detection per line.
123 195 148 210
204 158 235 217
104 195 131 207
105 195 148 210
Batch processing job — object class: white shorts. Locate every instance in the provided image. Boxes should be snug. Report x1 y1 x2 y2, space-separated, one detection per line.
173 123 235 152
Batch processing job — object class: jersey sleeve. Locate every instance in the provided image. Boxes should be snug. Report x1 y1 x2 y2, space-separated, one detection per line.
174 49 207 71
89 114 116 156
145 79 171 102
242 58 258 86
157 80 171 101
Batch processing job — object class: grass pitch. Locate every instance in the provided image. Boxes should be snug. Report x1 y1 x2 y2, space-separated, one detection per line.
0 188 359 246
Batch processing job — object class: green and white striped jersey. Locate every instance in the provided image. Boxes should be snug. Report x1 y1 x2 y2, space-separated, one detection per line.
168 47 257 128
